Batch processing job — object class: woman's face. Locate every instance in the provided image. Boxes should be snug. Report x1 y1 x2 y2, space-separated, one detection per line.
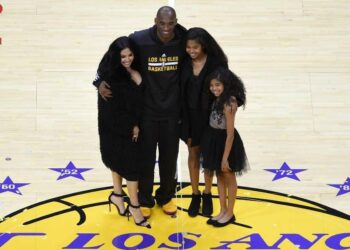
120 48 134 68
210 78 224 97
186 39 205 60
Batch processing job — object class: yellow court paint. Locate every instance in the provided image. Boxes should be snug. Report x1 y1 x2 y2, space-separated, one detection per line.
0 183 349 250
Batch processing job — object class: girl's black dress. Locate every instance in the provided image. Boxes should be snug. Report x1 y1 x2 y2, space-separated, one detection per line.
97 72 143 181
201 100 249 175
180 56 227 147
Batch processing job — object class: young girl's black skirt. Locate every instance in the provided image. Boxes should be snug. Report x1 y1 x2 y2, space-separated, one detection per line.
201 126 249 175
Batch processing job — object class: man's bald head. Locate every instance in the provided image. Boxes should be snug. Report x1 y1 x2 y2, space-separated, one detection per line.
156 6 177 19
154 6 178 43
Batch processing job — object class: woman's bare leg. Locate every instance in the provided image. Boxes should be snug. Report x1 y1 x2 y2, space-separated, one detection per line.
110 171 126 213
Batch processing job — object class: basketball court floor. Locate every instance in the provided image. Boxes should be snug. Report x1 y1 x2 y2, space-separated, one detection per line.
0 0 349 249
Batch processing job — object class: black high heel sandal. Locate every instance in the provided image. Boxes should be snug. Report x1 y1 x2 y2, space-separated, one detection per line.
126 203 151 229
108 191 129 216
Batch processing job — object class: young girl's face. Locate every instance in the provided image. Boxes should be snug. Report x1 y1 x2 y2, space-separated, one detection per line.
210 78 224 97
186 39 205 60
120 48 134 68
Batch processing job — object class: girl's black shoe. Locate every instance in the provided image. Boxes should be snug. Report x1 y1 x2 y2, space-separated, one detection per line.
213 215 236 227
202 192 213 216
188 193 201 217
206 217 217 225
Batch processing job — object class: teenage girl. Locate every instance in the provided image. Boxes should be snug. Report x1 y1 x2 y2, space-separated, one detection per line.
181 27 228 217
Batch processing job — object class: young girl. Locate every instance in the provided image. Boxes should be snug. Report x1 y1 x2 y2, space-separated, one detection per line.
201 67 249 227
180 27 228 217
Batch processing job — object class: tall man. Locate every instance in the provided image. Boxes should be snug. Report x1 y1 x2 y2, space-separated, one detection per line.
129 6 186 217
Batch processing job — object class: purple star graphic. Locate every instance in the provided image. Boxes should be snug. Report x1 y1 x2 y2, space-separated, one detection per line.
49 161 92 181
328 177 350 196
264 162 307 181
0 176 30 195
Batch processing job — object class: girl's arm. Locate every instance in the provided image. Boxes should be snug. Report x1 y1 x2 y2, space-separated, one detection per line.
221 97 238 172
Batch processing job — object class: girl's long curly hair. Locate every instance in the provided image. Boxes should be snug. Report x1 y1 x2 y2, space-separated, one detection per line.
202 67 246 114
186 27 228 66
97 36 136 81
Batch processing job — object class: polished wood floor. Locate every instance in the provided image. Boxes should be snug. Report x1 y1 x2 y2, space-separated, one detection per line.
0 0 349 218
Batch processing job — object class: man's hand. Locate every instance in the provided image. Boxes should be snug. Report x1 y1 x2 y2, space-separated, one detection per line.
98 81 112 101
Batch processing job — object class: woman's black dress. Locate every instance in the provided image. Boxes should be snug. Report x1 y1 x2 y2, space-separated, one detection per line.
97 73 142 181
180 56 228 147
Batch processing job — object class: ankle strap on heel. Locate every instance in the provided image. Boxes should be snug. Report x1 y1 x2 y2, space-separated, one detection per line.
128 203 141 209
111 191 125 197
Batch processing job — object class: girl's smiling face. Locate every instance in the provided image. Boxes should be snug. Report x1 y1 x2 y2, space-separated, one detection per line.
210 78 224 97
186 39 205 60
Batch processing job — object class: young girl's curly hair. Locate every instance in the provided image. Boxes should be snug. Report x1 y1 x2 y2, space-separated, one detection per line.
203 67 246 114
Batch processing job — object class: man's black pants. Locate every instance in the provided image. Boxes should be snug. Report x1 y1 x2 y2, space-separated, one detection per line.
138 118 179 207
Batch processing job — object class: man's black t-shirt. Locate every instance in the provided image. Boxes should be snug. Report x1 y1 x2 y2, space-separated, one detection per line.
130 24 186 120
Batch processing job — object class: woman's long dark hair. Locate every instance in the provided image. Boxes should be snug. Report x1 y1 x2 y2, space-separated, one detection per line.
203 67 246 114
97 36 135 81
186 27 228 66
